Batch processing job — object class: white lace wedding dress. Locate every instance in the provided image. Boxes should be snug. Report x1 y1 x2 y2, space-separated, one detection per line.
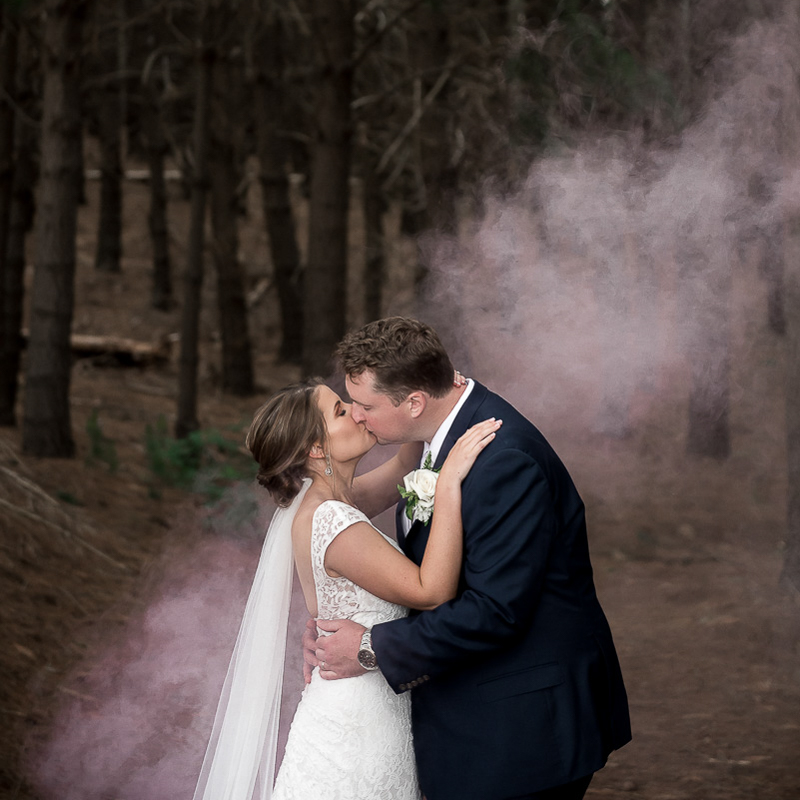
272 500 422 800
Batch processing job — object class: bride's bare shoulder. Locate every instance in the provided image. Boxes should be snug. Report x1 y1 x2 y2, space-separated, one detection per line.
292 487 331 535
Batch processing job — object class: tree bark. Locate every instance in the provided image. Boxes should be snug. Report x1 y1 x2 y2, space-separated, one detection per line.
593 242 635 438
254 11 303 363
680 239 731 460
0 7 23 427
780 0 800 590
209 42 254 396
362 165 386 322
143 92 172 310
302 0 354 376
0 86 37 427
175 26 213 439
0 8 17 286
93 1 124 273
22 0 87 457
760 221 787 336
139 11 173 311
409 3 470 368
0 8 19 424
783 227 800 589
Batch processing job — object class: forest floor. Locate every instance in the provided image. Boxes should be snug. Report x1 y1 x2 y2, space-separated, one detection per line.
1 159 800 800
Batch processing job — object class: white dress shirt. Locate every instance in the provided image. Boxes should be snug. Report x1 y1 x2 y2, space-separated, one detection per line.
403 379 474 533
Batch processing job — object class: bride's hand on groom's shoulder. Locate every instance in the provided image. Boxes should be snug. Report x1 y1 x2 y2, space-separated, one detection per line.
440 418 502 486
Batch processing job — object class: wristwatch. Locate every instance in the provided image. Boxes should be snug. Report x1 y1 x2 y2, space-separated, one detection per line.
357 628 379 671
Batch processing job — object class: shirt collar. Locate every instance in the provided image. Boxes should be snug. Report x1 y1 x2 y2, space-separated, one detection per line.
423 379 475 466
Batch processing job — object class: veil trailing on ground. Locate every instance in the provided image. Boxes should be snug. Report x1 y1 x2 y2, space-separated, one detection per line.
193 478 311 800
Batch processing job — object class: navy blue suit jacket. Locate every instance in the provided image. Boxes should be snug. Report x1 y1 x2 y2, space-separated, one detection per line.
371 382 631 800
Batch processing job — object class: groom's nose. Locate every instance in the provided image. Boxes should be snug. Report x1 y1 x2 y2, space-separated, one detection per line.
351 404 365 423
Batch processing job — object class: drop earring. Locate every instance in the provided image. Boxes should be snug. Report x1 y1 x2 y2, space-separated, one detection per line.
324 454 333 476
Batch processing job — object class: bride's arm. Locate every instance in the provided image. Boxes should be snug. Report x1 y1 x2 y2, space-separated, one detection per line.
351 442 423 519
326 419 501 610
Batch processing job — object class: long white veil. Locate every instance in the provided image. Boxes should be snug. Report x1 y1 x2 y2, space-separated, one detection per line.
193 478 311 800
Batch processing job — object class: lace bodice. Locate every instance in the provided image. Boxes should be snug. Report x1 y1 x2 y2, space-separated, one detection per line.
311 500 409 628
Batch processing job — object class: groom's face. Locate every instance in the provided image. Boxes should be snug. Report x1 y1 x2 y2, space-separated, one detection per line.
345 371 414 445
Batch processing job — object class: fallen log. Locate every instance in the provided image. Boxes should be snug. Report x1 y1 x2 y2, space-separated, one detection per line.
20 330 172 366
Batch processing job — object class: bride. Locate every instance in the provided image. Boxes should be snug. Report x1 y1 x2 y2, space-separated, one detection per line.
193 377 500 800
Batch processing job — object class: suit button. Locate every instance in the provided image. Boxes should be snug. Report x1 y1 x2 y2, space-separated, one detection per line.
422 675 430 681
399 683 408 691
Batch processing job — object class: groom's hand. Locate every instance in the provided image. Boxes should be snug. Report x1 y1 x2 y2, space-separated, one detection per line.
315 618 367 680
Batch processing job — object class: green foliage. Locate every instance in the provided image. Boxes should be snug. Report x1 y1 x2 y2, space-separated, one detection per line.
143 415 256 502
85 410 119 474
506 1 679 147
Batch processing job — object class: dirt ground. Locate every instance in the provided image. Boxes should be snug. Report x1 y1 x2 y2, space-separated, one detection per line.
1 154 799 799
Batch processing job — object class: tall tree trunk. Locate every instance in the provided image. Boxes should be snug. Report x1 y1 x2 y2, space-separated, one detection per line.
680 240 731 460
784 225 800 590
142 89 172 310
761 222 787 336
0 111 36 427
780 0 800 590
175 25 213 439
22 0 87 457
254 11 303 363
209 44 253 396
94 1 123 273
409 3 471 369
0 8 17 279
0 8 19 426
593 241 635 438
302 0 354 376
362 164 386 322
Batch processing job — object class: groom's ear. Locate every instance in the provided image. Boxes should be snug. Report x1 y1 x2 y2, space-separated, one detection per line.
407 392 427 419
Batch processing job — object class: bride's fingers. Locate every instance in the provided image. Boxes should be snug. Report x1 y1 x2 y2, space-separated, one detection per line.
460 419 502 448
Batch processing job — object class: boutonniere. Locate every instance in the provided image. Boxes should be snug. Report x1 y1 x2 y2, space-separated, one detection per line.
398 452 440 525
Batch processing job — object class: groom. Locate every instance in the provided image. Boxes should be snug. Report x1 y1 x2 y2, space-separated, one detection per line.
313 317 631 800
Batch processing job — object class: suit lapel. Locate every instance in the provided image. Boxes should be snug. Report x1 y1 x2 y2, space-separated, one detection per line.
432 381 489 469
395 382 490 557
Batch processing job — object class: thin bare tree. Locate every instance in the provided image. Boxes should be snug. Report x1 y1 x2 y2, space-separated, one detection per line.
175 2 214 439
92 0 124 273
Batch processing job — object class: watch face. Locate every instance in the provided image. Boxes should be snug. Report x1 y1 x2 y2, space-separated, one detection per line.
358 649 377 669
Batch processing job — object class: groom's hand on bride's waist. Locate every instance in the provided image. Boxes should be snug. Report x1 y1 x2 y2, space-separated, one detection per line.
315 618 367 680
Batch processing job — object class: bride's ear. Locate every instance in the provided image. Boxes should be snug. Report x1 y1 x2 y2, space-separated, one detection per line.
407 392 427 419
309 442 326 461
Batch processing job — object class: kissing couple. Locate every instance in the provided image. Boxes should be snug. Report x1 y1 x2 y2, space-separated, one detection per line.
193 316 631 800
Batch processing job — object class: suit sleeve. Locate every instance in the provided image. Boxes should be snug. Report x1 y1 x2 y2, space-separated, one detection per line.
372 447 556 692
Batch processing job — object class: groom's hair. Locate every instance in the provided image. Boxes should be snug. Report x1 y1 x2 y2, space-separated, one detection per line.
336 317 454 404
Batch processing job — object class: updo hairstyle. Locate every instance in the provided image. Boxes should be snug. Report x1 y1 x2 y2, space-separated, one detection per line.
246 379 327 507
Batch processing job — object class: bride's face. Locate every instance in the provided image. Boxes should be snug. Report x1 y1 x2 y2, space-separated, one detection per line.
315 385 376 464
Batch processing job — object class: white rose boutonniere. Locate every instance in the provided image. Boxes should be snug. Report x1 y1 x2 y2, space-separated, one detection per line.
398 452 440 525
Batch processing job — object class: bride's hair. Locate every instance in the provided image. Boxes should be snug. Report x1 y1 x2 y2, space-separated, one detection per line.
246 379 327 507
